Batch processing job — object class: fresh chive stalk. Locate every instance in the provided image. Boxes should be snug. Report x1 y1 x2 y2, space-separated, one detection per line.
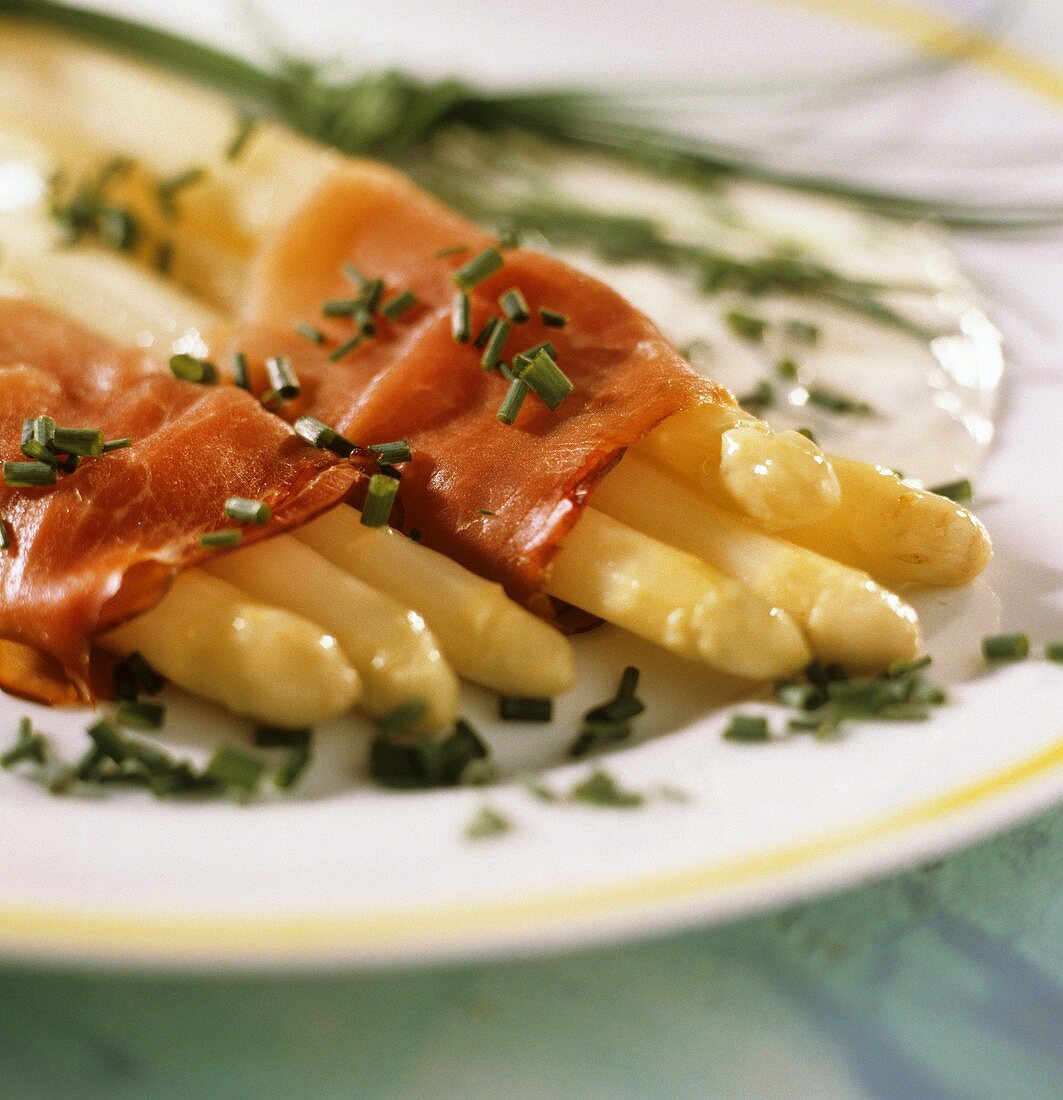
436 245 470 258
724 309 768 342
466 805 511 840
203 745 265 792
785 320 820 344
296 322 326 344
328 335 363 362
569 769 643 808
737 380 775 410
1046 642 1063 663
116 699 166 731
232 351 251 389
101 438 133 453
361 473 400 527
498 696 553 722
52 427 104 457
805 387 873 415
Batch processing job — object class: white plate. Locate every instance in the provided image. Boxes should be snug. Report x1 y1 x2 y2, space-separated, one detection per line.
0 0 1061 969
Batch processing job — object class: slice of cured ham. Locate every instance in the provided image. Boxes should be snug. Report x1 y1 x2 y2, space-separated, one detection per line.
0 298 358 704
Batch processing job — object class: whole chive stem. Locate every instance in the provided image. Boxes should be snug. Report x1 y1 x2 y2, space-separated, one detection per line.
452 247 504 289
224 496 272 525
361 473 400 528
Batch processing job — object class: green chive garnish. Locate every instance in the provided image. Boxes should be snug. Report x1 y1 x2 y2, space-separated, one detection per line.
101 438 133 453
723 714 771 742
116 699 166 731
293 416 357 457
226 112 257 161
369 440 412 465
169 353 217 384
154 241 174 275
499 696 552 722
1 717 47 769
539 307 568 328
21 416 57 465
796 427 817 443
322 298 360 317
517 348 573 411
203 745 265 793
982 633 1029 662
276 741 312 789
737 380 775 410
499 288 530 323
466 805 511 841
785 320 820 345
382 290 417 320
224 496 272 525
361 278 385 313
1046 642 1063 663
480 319 511 370
511 341 557 372
496 379 530 425
52 427 104 457
569 769 643 808
477 507 495 516
451 290 471 343
361 473 400 528
0 519 10 551
570 666 644 757
806 387 873 415
156 167 205 219
199 529 242 549
473 317 499 350
232 352 250 389
376 698 428 735
113 651 165 700
435 244 470 258
328 334 363 362
452 247 503 289
775 357 799 381
263 355 299 400
3 461 57 488
296 322 326 344
928 479 973 502
724 309 768 343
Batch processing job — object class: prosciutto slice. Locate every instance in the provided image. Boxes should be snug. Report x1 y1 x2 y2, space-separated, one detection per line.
232 161 732 614
0 298 358 704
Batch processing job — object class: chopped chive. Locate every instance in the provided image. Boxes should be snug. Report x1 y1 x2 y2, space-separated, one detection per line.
570 769 643 808
516 349 573 411
1046 642 1063 663
296 322 326 344
805 387 873 415
496 379 530 425
101 438 132 453
496 222 521 249
570 667 644 758
368 440 412 465
293 416 357 457
361 278 385 313
260 390 282 410
775 357 799 381
473 317 499 350
0 519 10 551
116 699 166 731
435 244 470 258
3 461 57 488
887 655 933 678
199 529 242 549
382 290 417 320
254 726 311 749
353 306 377 338
224 496 272 525
982 633 1029 661
451 290 472 343
156 167 205 218
169 353 217 384
226 112 257 160
724 309 768 342
723 714 772 742
466 805 511 841
785 319 820 345
452 247 504 289
795 427 817 443
477 507 495 516
328 334 363 362
52 427 104 457
737 380 775 410
264 356 300 400
275 741 312 789
153 241 174 275
511 341 557 371
114 652 165 697
21 415 57 465
499 696 552 722
342 262 368 288
361 473 400 528
499 288 530 323
928 478 973 502
97 208 139 252
377 698 427 735
481 319 511 370
1 718 47 769
322 298 360 317
232 352 250 389
203 745 265 792
539 307 568 328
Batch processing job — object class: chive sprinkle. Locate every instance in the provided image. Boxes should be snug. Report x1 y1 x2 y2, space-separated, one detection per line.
296 322 326 344
232 352 250 389
511 341 557 371
113 652 165 699
499 288 530 323
496 379 530 425
226 112 257 161
785 319 821 345
376 698 428 735
322 298 360 317
342 263 368 288
1046 642 1063 663
540 307 568 328
264 356 300 400
293 416 357 458
737 380 775 410
0 519 10 551
435 244 470 258
361 278 385 313
199 529 242 549
982 633 1029 662
499 696 552 722
203 745 265 793
775 356 799 381
328 334 363 362
101 438 133 453
156 167 205 219
169 353 217 384
224 496 272 525
275 740 312 789
805 387 873 415
116 699 166 731
1 718 47 769
477 507 495 516
570 666 644 757
570 769 643 808
466 805 511 841
517 348 573 411
796 427 818 443
723 714 771 742
724 309 768 343
21 416 57 464
369 440 412 465
382 290 417 320
451 290 472 343
3 461 57 488
361 473 400 528
480 318 511 370
452 247 504 288
928 478 973 502
52 427 104 457
473 316 499 350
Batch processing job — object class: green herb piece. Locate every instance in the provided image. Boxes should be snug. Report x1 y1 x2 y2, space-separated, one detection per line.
156 167 205 219
370 718 488 789
116 699 166 731
805 387 873 415
436 245 470 258
322 298 360 317
569 769 643 808
472 317 498 351
296 322 326 344
775 356 799 381
52 427 104 457
21 416 57 465
539 307 568 328
723 714 771 742
480 318 511 370
3 461 57 488
477 507 495 516
342 263 368 288
369 440 412 465
264 355 300 400
360 277 385 314
361 473 400 528
199 529 242 549
203 745 265 793
496 379 529 425
737 380 775 411
328 334 363 362
570 666 644 757
275 740 312 789
169 353 218 384
377 699 427 735
496 221 521 248
499 287 530 323
499 696 552 722
153 240 174 274
0 519 10 551
452 247 503 288
224 496 272 525
517 348 573 411
293 416 358 457
451 290 472 343
928 478 973 502
785 320 820 344
982 633 1029 662
1 717 48 769
511 341 557 371
231 351 251 390
382 290 417 320
101 438 133 453
112 652 165 700
795 427 817 443
724 309 768 342
226 112 257 160
1045 642 1063 663
522 776 560 802
466 805 512 840
253 726 310 749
